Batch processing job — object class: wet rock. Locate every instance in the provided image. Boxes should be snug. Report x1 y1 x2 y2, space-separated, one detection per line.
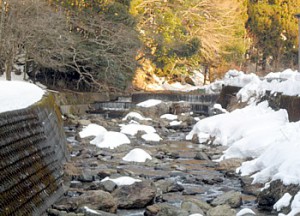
240 176 263 196
194 151 210 160
207 204 236 216
155 179 184 193
144 203 189 216
257 180 300 211
70 190 117 213
112 180 156 209
211 190 242 208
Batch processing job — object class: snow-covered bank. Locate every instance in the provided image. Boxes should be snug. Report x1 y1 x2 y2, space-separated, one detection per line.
0 81 45 113
187 69 300 215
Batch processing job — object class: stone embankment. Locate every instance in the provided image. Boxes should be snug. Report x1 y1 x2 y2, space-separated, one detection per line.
0 94 68 216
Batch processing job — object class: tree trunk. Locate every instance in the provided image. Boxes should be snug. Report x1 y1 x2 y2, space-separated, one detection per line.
5 58 12 81
0 1 5 42
204 65 208 85
262 53 267 72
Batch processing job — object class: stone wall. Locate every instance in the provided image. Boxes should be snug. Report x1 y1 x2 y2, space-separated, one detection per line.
0 94 68 216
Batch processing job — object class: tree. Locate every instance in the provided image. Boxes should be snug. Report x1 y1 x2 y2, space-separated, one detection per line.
247 0 300 71
130 0 248 81
0 0 141 91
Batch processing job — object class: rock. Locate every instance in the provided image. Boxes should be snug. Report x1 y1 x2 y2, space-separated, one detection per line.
191 134 200 144
71 190 117 213
171 102 191 115
194 151 210 160
257 180 300 211
97 169 117 179
144 203 189 216
207 204 236 216
181 201 205 215
217 158 244 172
70 180 83 188
77 168 97 182
181 198 211 214
100 180 117 192
78 119 91 126
155 179 184 193
240 176 263 196
88 180 117 192
112 180 156 209
136 102 172 119
211 190 242 208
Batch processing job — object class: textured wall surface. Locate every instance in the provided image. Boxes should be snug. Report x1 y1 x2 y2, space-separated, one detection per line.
0 94 68 216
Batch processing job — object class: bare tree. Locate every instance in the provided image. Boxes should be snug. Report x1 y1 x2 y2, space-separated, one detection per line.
0 0 140 91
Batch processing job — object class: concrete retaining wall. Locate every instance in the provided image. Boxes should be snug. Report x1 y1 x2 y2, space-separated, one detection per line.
0 94 68 216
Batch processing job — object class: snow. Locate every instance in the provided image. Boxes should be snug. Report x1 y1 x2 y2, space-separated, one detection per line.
274 193 292 211
0 81 45 113
236 208 256 216
141 133 162 142
122 148 152 162
79 124 107 138
136 99 162 107
279 192 300 216
91 131 130 149
185 69 300 215
160 114 178 120
170 120 182 126
101 176 141 186
122 111 152 121
79 124 130 149
188 214 203 216
186 101 288 147
120 123 156 136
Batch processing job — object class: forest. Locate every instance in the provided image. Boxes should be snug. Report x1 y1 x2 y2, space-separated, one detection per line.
0 0 299 91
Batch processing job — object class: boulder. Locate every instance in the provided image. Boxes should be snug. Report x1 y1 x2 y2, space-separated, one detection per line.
70 190 117 213
155 179 184 193
144 203 189 216
181 201 205 215
181 198 211 214
211 190 242 208
240 176 263 196
112 180 156 209
258 180 300 211
194 151 210 160
207 204 236 216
